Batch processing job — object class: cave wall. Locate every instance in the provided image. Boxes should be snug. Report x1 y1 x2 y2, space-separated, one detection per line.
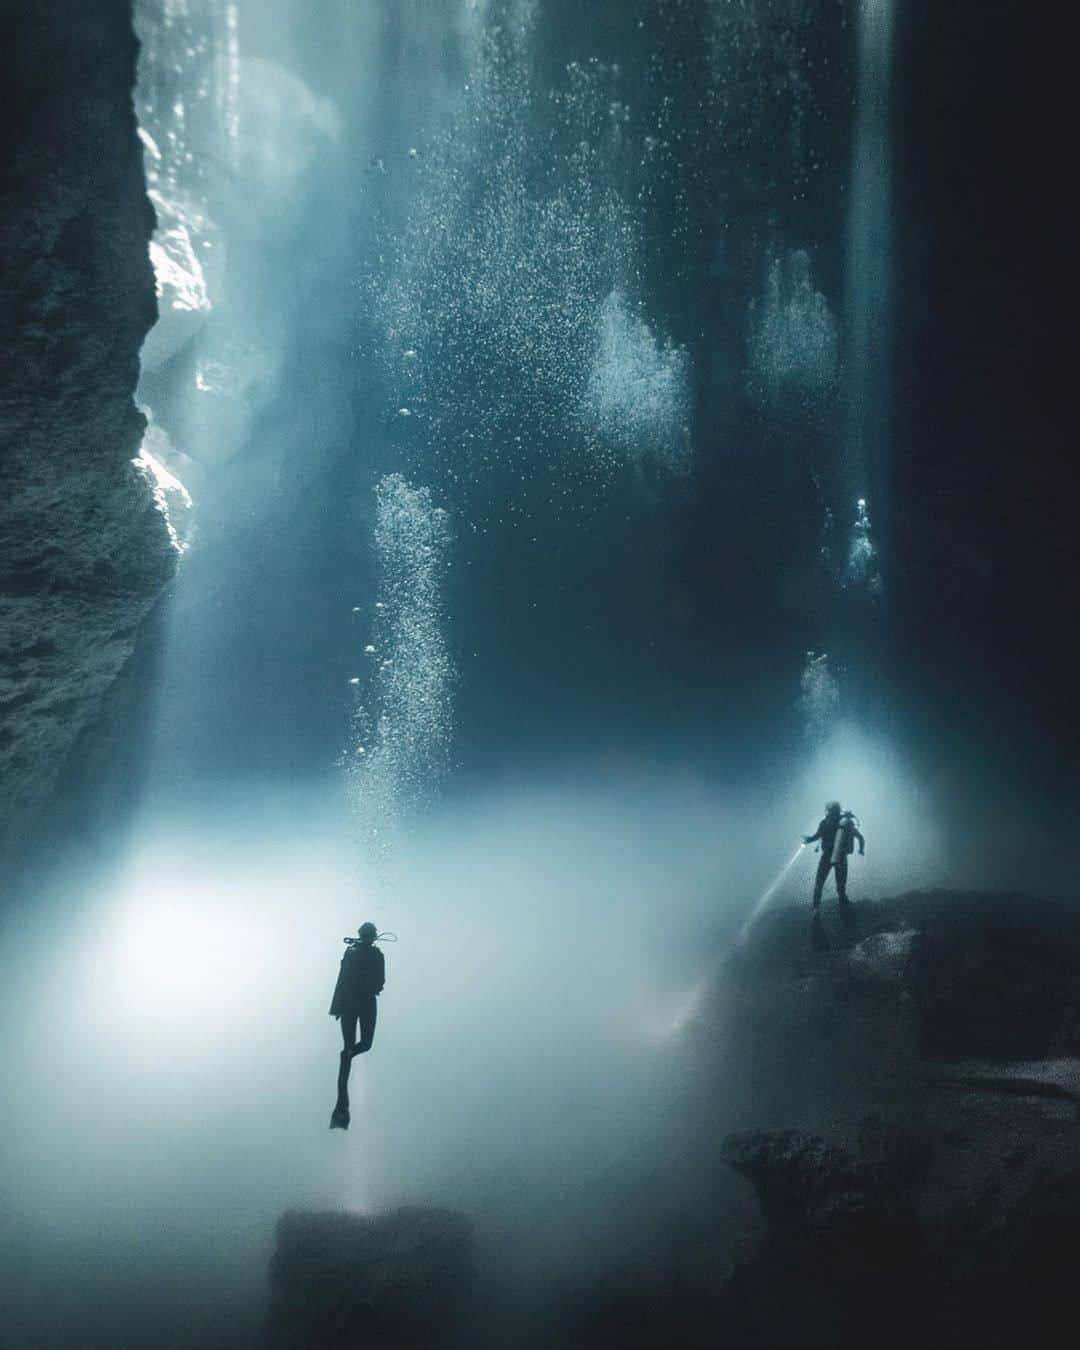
0 0 174 872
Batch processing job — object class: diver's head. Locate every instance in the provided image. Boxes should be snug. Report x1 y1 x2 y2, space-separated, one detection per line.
357 922 378 945
825 800 841 818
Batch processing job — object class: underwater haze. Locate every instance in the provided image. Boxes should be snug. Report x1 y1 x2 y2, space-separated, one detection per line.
2 2 1074 1347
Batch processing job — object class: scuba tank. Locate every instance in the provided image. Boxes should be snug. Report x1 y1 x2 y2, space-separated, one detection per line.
831 812 860 862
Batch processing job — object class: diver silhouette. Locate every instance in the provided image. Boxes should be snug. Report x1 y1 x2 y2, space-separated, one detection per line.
803 801 865 909
329 922 386 1130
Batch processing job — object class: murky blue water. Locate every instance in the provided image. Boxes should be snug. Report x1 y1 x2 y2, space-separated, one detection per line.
3 5 927 1347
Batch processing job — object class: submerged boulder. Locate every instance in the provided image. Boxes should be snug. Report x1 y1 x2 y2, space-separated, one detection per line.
266 1207 472 1350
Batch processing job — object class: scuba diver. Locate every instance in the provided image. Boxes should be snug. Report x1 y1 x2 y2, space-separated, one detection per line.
329 922 386 1130
803 801 865 909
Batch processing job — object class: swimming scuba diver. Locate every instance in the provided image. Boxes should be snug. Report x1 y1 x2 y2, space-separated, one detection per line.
329 922 386 1130
803 802 865 909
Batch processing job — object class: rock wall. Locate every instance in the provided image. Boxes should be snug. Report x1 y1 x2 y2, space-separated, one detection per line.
0 1 173 871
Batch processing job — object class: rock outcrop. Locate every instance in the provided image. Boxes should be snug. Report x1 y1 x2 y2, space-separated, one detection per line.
720 1083 1080 1347
707 892 1080 1349
266 1207 473 1350
696 890 1080 1135
0 1 174 870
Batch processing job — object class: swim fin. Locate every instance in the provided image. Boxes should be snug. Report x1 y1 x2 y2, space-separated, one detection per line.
330 1104 350 1130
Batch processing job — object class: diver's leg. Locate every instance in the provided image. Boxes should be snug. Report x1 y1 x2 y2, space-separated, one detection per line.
333 1047 353 1125
812 854 831 908
834 856 849 903
352 996 378 1055
335 1014 357 1117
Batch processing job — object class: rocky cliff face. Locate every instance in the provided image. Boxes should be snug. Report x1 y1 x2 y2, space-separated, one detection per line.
0 1 174 871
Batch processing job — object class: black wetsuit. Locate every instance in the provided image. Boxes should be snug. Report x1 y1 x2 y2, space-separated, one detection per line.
806 814 864 906
330 943 385 1056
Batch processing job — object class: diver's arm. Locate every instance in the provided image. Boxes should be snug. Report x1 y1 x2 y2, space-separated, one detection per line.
802 821 823 845
375 948 385 995
854 828 865 855
329 961 346 1017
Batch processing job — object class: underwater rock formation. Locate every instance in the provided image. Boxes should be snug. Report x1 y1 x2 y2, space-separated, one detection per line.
0 1 172 870
266 1207 473 1350
709 891 1080 1349
699 890 1080 1133
538 892 1080 1349
721 1084 1080 1348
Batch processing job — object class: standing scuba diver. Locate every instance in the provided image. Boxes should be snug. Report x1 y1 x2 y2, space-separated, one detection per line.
803 801 865 909
329 922 386 1130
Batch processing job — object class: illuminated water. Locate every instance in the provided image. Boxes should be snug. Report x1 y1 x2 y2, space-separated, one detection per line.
1 4 930 1346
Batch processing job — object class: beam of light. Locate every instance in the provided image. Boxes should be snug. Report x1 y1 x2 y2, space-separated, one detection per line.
644 975 712 1045
735 843 807 946
845 0 896 519
653 845 809 1041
